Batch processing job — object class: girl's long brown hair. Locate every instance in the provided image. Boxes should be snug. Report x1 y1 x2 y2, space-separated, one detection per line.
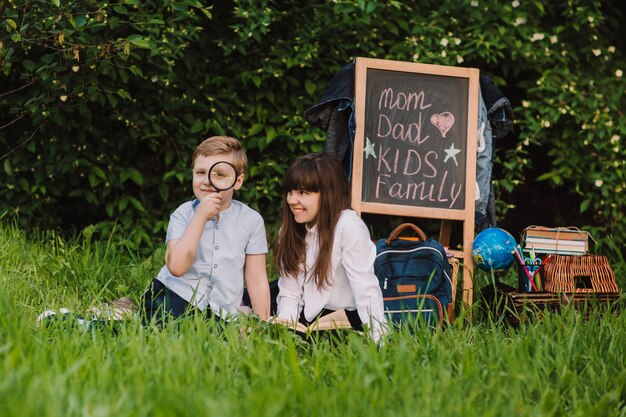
274 153 351 289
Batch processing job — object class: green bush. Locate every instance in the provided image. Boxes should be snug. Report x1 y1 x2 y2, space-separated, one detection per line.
1 0 624 249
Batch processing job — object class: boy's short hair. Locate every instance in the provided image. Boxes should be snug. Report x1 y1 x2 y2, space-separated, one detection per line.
191 136 248 174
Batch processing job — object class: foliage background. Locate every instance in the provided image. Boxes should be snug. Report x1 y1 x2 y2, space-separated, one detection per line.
1 0 625 252
1 4 625 413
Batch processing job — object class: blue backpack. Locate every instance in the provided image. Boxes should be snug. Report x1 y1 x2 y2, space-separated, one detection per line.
374 223 453 328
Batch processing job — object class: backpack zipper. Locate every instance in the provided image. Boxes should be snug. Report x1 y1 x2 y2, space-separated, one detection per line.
375 247 452 287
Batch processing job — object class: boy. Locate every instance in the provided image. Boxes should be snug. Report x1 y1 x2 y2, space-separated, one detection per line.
143 136 270 322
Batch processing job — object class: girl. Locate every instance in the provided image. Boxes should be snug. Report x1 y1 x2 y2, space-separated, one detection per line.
274 152 387 342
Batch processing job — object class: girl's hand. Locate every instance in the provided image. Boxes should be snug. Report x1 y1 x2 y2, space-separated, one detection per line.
197 192 222 220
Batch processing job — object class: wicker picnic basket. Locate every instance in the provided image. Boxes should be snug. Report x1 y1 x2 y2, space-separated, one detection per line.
542 255 620 294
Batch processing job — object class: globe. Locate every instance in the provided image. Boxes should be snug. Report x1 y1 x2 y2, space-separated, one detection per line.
472 228 517 272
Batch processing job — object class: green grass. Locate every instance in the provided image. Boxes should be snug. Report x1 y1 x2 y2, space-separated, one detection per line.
1 223 626 417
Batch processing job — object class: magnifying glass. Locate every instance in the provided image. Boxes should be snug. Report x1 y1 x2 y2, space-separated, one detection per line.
208 161 238 191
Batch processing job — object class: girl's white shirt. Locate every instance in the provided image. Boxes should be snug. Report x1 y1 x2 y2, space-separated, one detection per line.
277 209 388 341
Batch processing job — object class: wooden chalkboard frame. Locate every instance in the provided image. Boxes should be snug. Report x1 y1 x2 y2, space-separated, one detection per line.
352 57 480 309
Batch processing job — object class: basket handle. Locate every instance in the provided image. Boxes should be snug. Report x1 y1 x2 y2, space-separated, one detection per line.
386 223 427 244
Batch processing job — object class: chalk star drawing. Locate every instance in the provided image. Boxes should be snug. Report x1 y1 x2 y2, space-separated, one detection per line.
364 136 377 159
444 143 461 166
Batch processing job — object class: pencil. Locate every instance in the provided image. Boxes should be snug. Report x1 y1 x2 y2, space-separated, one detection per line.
511 248 537 292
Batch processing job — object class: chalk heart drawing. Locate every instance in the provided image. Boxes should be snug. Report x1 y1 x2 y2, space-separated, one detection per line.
430 112 455 138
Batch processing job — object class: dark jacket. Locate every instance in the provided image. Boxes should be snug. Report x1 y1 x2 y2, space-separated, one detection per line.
303 62 356 176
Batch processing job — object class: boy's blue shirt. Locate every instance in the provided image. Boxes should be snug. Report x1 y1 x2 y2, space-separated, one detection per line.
156 199 267 319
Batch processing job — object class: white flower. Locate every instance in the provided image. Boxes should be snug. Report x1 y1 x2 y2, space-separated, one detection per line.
441 50 447 57
592 49 601 56
471 0 478 6
440 38 449 47
610 135 620 144
616 69 623 78
514 17 526 26
608 46 616 53
522 100 530 108
550 36 558 44
72 66 79 72
456 55 464 64
151 75 158 82
454 38 461 45
541 120 551 128
512 0 519 7
60 95 67 102
594 179 603 187
531 33 545 42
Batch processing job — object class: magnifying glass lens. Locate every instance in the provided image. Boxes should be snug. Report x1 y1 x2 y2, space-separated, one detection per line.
209 161 237 191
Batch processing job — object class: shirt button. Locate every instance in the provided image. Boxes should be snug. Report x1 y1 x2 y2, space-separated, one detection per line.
208 281 214 288
214 264 218 268
216 225 219 230
215 245 219 250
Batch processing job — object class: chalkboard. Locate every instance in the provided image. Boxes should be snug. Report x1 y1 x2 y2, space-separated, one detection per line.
351 57 479 309
362 69 468 210
352 58 479 221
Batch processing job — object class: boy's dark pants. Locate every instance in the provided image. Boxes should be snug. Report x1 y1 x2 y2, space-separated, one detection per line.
145 279 363 330
142 278 214 325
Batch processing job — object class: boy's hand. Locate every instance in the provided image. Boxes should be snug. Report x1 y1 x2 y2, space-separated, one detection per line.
197 192 222 220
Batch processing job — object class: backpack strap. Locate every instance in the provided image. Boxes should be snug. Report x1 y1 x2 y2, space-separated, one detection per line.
387 223 427 244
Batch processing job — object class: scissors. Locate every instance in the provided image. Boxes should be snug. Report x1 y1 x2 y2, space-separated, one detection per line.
528 258 543 291
524 257 542 266
521 256 542 292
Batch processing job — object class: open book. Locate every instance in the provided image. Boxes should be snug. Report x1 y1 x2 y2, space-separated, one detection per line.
270 309 353 334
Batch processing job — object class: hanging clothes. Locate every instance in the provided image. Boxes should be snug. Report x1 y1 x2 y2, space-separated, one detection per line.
476 75 515 232
303 62 356 177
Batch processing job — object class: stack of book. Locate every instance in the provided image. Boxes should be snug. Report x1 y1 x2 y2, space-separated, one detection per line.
523 226 589 255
